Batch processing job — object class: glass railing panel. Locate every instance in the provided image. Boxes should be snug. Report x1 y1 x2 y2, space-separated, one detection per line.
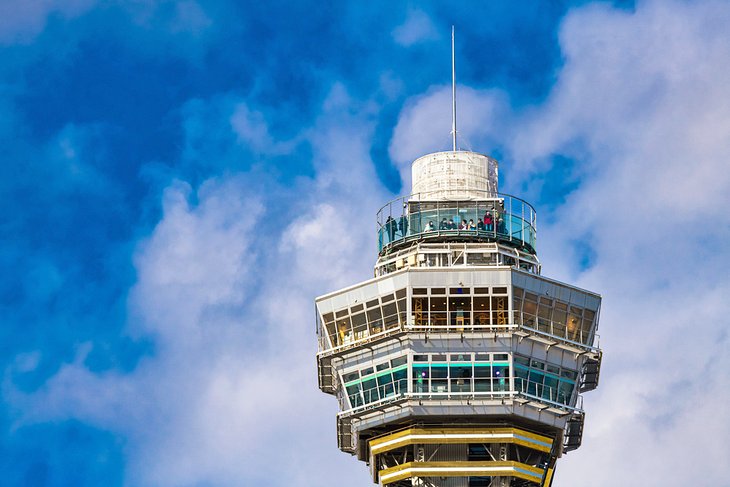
515 378 573 406
377 193 537 254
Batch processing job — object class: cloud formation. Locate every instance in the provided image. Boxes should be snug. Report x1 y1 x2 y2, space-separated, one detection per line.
8 87 385 487
0 0 97 44
392 8 440 47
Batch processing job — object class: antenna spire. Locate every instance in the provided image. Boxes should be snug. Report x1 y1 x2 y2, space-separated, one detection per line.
451 25 457 152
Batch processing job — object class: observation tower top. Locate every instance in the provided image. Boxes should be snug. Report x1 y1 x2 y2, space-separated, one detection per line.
316 28 603 487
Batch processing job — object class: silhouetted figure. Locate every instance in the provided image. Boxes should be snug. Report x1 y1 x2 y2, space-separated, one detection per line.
497 217 505 235
398 215 408 237
386 216 396 241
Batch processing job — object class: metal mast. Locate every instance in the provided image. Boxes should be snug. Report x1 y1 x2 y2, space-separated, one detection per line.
451 25 457 152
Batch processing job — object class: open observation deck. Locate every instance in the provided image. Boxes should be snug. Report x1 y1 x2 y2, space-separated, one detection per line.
377 191 537 256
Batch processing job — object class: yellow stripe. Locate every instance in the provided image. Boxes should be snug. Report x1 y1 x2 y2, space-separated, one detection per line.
369 427 553 455
379 461 545 485
543 466 554 486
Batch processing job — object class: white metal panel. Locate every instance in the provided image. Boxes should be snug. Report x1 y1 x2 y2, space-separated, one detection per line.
407 268 511 287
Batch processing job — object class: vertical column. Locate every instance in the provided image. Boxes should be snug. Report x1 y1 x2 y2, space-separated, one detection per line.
490 444 509 487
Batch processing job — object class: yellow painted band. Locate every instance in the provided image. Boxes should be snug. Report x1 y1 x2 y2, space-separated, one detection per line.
369 427 553 455
543 466 554 486
379 461 545 485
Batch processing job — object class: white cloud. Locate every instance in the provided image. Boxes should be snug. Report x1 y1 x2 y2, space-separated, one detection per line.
392 8 439 47
230 103 275 152
280 84 388 292
0 0 97 44
169 0 211 35
230 102 299 156
129 177 261 342
389 84 508 189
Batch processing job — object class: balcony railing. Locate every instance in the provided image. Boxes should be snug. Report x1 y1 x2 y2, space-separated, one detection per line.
338 381 583 418
377 191 537 255
317 315 599 356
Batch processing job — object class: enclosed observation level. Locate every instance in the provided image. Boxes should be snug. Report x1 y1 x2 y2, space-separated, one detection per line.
316 150 602 487
377 190 537 255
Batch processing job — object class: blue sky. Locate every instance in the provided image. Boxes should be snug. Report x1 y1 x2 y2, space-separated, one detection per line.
3 1 730 486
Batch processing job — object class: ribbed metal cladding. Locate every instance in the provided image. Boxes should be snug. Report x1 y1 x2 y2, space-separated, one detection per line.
423 443 468 462
415 477 469 487
417 444 471 487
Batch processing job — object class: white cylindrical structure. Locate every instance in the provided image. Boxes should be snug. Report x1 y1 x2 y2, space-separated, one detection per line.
411 151 498 200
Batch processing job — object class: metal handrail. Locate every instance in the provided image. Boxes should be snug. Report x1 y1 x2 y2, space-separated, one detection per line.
376 189 537 218
514 378 575 408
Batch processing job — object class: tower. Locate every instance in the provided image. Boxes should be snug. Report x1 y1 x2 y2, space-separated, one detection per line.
315 148 602 486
